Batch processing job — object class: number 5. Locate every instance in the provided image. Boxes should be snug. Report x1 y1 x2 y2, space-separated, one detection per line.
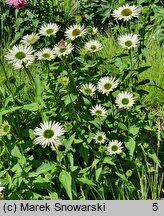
152 203 158 211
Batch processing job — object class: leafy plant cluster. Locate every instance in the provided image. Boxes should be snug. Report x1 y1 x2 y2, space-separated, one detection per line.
0 0 79 49
0 0 163 200
78 0 164 42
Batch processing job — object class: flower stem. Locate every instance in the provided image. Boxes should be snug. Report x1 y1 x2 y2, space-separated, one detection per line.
0 59 15 99
126 21 131 33
22 63 35 92
128 49 133 70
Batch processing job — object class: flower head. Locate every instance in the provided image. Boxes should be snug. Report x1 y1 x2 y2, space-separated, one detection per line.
85 40 102 53
118 33 139 49
97 76 119 95
64 122 73 132
5 44 35 69
107 140 123 155
80 83 96 96
115 91 135 109
65 24 86 40
35 48 55 61
112 4 140 21
39 23 60 37
7 0 27 10
60 76 70 86
93 131 106 144
34 121 65 149
21 33 39 46
53 40 73 57
0 121 11 137
90 104 107 118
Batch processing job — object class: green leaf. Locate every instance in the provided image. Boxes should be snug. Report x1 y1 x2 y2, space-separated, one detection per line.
77 177 96 186
79 144 89 165
91 159 99 169
89 119 101 130
82 96 90 106
74 138 83 144
11 145 22 158
33 161 56 176
33 176 50 184
49 192 59 200
23 103 40 111
16 83 25 94
147 152 161 167
125 137 136 160
0 170 7 178
96 167 102 181
137 90 149 96
136 79 150 86
116 172 127 181
79 166 91 174
144 125 154 131
6 173 12 189
63 94 77 106
59 170 72 200
66 133 76 146
18 155 26 165
0 106 21 116
129 126 140 136
3 96 13 108
137 66 151 73
67 152 74 167
34 74 42 97
117 122 128 131
103 157 115 165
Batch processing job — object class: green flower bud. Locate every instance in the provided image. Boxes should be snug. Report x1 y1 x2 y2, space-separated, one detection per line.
126 170 133 177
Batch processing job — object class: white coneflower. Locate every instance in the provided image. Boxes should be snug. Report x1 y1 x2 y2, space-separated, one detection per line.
112 4 141 21
35 48 55 61
97 76 119 95
0 121 11 137
115 91 135 109
107 140 123 155
34 121 65 148
21 33 39 46
90 104 107 118
65 24 86 40
39 23 60 37
53 40 74 57
85 40 102 53
118 33 139 49
93 131 106 144
5 44 35 69
80 83 96 96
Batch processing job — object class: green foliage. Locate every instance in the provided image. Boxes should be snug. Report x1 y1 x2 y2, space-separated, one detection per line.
0 0 163 200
